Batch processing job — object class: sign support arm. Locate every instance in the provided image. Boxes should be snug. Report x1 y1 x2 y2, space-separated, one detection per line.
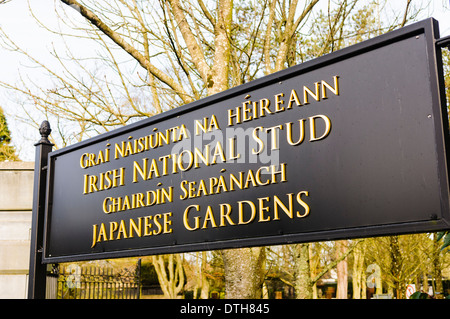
436 35 450 49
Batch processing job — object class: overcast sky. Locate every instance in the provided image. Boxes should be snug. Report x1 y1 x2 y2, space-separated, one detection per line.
0 0 449 161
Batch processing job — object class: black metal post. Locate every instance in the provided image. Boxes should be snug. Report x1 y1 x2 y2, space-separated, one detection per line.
28 121 54 299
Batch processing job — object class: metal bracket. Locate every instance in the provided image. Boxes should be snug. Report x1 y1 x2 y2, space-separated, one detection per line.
436 35 450 49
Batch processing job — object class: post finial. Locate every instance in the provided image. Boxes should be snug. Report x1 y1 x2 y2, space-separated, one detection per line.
38 120 52 144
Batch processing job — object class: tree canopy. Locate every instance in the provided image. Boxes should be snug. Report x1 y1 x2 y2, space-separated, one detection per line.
0 106 18 160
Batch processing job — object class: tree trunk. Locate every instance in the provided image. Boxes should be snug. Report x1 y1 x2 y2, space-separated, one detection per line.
293 243 313 299
433 233 444 299
193 251 210 299
200 251 210 299
389 236 403 299
221 247 266 298
352 239 365 299
361 271 367 299
422 272 429 296
336 240 348 299
152 254 185 299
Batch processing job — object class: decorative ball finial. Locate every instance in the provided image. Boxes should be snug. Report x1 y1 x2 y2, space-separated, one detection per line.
38 120 52 144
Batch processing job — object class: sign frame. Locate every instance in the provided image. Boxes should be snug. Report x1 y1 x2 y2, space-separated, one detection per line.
41 18 450 263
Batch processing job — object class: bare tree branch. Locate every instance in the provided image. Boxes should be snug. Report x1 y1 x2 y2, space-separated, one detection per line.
60 0 193 104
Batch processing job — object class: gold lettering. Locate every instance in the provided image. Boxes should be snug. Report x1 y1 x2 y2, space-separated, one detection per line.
87 175 98 193
296 191 310 217
209 177 218 192
122 195 131 211
111 197 122 213
195 115 220 135
251 126 264 155
177 190 310 232
80 153 89 169
158 130 170 146
229 172 244 191
183 205 201 231
228 137 241 160
159 154 172 175
117 220 128 239
179 180 188 200
309 115 332 142
146 159 160 179
244 169 257 189
242 101 252 122
103 188 173 213
97 150 105 165
91 214 174 248
178 150 194 171
153 214 163 235
287 89 302 108
109 221 119 240
194 145 210 168
80 147 111 169
113 127 189 159
273 194 294 219
146 190 157 206
202 206 217 229
195 118 207 135
219 203 235 226
91 224 98 248
255 166 271 186
197 179 208 197
321 75 340 99
303 82 320 104
274 93 284 112
144 216 153 236
188 181 197 198
270 163 287 183
113 168 125 187
259 98 272 117
149 131 158 148
83 174 89 195
105 145 111 162
211 141 226 164
209 115 220 130
216 175 228 194
228 107 241 126
159 187 173 204
85 168 126 193
114 141 126 159
252 101 259 119
97 223 108 243
134 193 145 209
163 212 173 234
103 197 112 213
178 124 189 140
133 158 148 183
103 171 113 190
266 125 283 150
238 200 256 224
129 218 142 238
258 197 271 222
286 119 306 146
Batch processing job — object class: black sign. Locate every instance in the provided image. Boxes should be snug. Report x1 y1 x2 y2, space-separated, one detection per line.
43 18 450 263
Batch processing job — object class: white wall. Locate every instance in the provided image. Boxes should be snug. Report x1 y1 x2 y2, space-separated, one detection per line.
0 162 34 299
